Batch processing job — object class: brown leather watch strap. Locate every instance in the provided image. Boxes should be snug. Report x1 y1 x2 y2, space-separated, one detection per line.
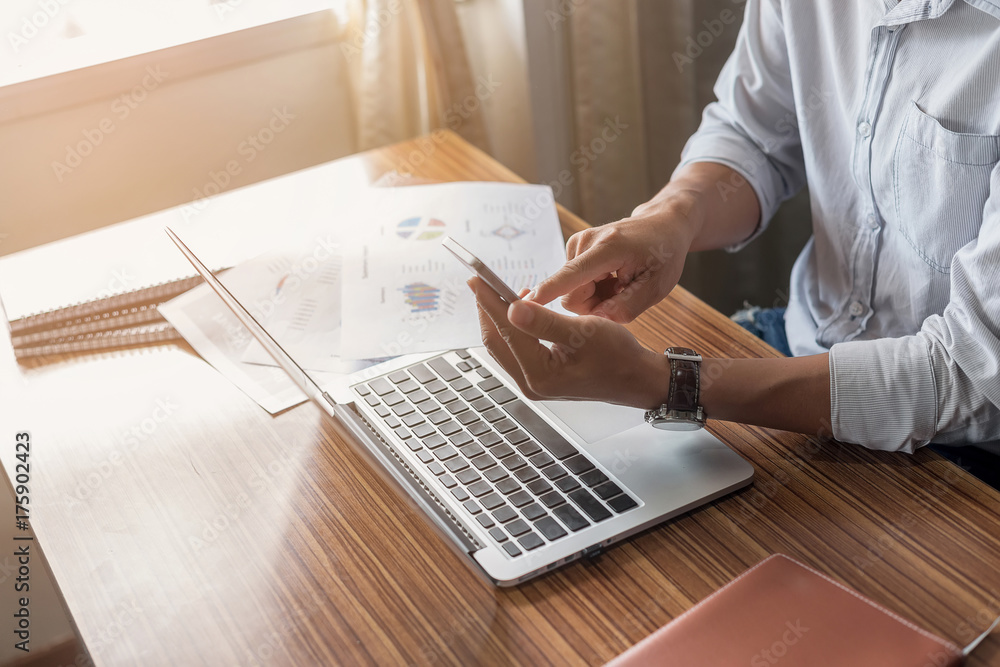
666 347 701 413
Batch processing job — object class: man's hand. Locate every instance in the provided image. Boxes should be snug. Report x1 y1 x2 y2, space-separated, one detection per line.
469 277 669 409
529 207 694 324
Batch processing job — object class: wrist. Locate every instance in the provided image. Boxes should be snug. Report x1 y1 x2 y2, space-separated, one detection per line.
638 350 673 410
632 186 703 254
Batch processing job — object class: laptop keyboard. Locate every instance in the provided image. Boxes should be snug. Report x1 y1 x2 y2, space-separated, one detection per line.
355 351 639 558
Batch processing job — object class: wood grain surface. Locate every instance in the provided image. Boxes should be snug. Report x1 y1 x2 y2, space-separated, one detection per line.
1 130 998 666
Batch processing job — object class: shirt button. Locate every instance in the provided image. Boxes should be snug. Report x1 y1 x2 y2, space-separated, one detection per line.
858 121 872 138
867 214 879 230
849 301 866 317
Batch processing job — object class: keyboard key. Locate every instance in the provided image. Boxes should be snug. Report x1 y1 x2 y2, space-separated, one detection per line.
398 379 420 394
416 450 433 464
374 405 391 418
568 488 612 522
364 394 380 407
482 408 505 423
491 443 515 458
422 433 447 449
451 487 470 502
490 527 508 543
463 499 481 515
608 494 638 513
477 368 493 379
461 388 484 402
534 517 568 541
457 411 480 425
428 411 450 425
385 416 400 429
468 357 482 369
435 445 458 460
410 364 435 384
477 514 495 529
427 462 446 476
508 490 533 507
564 454 596 475
514 467 540 484
502 455 527 471
539 491 564 508
429 357 461 382
468 480 492 497
488 387 517 404
555 476 581 493
369 378 394 395
522 503 547 522
484 467 508 483
356 384 371 396
506 519 530 537
459 443 485 459
451 378 473 392
505 429 530 445
580 469 610 487
502 400 577 460
439 420 462 436
405 440 422 452
449 432 474 448
393 426 411 440
541 464 567 480
391 403 415 417
456 350 471 359
402 413 425 428
425 379 447 394
468 421 490 436
594 481 624 500
457 361 472 372
479 432 504 448
516 441 542 457
527 479 553 496
528 452 553 468
480 493 504 510
518 531 545 551
470 398 494 412
417 400 440 415
383 391 405 406
494 418 517 434
409 389 431 404
446 401 469 415
503 542 522 557
478 377 503 392
412 423 434 438
471 454 495 471
492 506 518 523
496 478 521 495
455 468 483 486
389 371 409 384
440 474 457 489
445 458 469 473
553 504 590 532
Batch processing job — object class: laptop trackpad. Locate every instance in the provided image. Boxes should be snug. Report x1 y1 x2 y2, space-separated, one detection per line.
540 400 645 444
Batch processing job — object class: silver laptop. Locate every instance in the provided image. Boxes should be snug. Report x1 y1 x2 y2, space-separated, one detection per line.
166 227 753 586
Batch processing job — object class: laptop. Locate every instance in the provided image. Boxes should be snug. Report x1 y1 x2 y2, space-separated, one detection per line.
166 227 754 586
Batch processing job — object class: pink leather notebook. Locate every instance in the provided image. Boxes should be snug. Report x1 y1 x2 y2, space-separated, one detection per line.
607 554 964 667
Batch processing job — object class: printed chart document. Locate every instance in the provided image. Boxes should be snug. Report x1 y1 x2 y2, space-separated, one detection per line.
340 182 566 360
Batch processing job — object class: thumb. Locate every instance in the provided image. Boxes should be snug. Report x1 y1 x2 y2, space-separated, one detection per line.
507 300 578 344
529 249 619 306
591 276 664 323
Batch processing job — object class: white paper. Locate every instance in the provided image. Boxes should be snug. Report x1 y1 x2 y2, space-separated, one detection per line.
340 182 566 360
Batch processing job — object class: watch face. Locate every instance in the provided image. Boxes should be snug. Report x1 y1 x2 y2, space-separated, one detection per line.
651 419 704 432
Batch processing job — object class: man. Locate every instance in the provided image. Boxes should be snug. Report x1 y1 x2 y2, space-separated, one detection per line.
469 0 1000 462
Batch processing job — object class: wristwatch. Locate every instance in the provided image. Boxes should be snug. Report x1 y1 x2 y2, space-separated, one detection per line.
644 347 707 431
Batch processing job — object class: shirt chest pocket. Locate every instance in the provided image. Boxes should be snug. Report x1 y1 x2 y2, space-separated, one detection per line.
892 101 1000 274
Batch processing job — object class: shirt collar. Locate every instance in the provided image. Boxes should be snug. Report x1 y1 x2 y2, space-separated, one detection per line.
880 0 1000 24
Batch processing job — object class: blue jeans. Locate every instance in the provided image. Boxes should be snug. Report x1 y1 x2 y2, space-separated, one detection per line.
731 305 792 357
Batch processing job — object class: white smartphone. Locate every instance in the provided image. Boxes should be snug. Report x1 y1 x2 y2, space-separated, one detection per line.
441 236 521 304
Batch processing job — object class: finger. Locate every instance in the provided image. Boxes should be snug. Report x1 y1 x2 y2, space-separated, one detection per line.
475 299 533 395
530 248 621 306
507 300 582 347
469 277 551 379
590 272 661 323
560 275 619 314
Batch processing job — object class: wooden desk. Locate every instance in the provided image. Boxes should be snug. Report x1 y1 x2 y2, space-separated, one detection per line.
2 130 999 666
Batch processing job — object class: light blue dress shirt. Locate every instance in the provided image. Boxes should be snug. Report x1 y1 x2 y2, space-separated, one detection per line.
677 0 1000 452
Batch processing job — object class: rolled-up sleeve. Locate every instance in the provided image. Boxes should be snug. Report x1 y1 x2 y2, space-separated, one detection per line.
675 0 807 251
830 162 1000 452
